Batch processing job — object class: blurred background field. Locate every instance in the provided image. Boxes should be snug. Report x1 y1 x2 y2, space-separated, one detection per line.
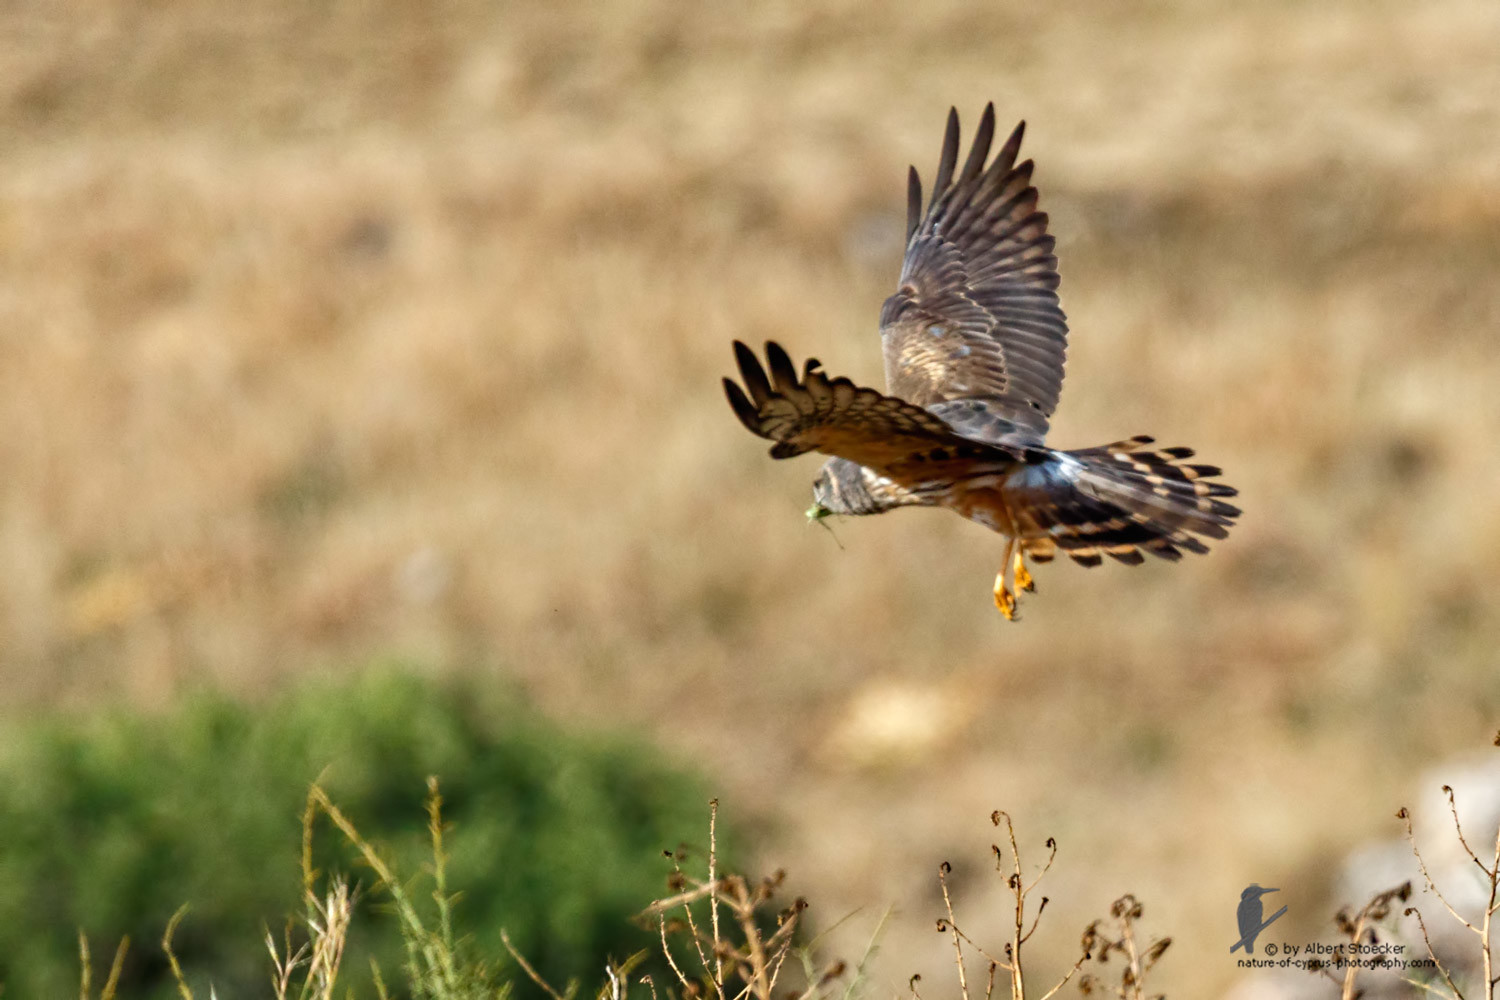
2 0 1500 996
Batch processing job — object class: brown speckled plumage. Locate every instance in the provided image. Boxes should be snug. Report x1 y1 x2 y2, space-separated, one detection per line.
722 104 1241 618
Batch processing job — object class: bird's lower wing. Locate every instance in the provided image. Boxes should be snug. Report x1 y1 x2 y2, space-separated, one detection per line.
723 340 1018 472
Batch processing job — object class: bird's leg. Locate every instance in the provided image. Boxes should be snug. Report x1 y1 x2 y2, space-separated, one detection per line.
1014 547 1035 593
992 574 1016 620
993 537 1020 621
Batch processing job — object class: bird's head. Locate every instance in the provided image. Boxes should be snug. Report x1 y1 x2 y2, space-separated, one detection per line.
1240 884 1279 901
809 459 873 518
810 458 932 520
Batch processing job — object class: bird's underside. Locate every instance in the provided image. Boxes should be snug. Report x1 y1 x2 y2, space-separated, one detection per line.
721 104 1241 619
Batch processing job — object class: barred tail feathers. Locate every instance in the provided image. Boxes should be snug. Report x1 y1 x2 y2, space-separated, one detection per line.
1012 436 1241 567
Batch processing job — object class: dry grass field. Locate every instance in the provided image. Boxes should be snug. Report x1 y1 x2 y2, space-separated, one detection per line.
3 0 1500 995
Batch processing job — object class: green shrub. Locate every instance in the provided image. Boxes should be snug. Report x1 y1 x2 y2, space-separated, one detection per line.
0 671 714 999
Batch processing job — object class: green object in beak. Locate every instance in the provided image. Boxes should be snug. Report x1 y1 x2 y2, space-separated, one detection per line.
805 503 831 521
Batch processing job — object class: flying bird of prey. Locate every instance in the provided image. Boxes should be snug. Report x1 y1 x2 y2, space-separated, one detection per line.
723 103 1241 619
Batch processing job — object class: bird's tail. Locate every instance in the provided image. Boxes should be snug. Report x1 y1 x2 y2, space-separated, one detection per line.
1016 436 1241 566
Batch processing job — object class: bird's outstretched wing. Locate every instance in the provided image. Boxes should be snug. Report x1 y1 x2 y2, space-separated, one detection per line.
881 104 1068 444
723 340 1021 472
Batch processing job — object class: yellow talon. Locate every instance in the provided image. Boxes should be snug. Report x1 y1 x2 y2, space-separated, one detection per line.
1014 551 1035 593
993 574 1018 621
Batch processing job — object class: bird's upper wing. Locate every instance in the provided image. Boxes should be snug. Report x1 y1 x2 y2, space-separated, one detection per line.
880 104 1068 445
723 340 1023 474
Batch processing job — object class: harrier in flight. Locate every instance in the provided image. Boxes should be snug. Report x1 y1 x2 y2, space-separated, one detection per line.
724 104 1241 619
